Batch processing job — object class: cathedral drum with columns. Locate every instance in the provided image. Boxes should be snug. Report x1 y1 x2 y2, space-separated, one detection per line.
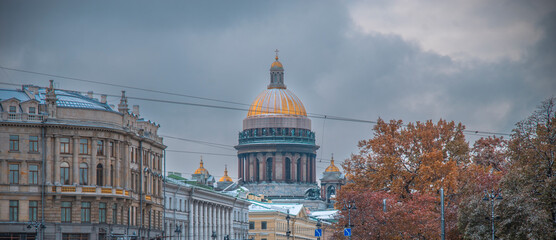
236 54 319 199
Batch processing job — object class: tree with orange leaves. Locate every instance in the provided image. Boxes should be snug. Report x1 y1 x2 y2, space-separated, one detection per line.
337 118 469 239
342 118 468 197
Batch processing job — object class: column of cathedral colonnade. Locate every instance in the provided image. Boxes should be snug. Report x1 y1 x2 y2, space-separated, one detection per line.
238 152 317 183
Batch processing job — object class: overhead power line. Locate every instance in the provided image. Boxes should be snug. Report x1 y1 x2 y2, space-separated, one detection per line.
0 66 511 136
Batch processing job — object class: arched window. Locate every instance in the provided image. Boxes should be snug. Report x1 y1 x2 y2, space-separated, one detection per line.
327 185 336 203
60 162 70 185
285 158 291 181
96 164 104 186
79 163 88 185
266 158 273 182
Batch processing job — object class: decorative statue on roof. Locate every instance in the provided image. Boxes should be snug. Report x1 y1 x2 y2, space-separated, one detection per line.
304 187 321 200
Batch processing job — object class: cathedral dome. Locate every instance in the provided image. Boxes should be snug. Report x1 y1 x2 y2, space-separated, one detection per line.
247 88 307 117
194 159 209 175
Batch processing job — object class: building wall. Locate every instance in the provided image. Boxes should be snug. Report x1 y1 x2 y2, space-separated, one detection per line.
248 211 317 240
0 84 165 240
164 180 250 240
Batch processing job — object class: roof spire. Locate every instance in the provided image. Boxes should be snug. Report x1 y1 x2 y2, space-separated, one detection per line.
118 90 129 113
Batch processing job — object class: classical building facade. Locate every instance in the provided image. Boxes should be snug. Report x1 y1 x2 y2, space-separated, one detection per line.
248 201 318 240
236 55 319 199
0 81 165 239
164 172 250 240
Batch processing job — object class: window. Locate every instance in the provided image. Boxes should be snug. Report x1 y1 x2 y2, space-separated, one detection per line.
79 139 89 154
96 164 104 186
29 107 36 114
9 135 19 151
60 162 70 185
9 164 19 184
9 200 18 222
249 221 255 230
29 136 39 152
9 106 16 113
29 201 38 221
99 202 107 223
29 164 39 184
112 204 118 224
130 147 134 162
61 201 72 223
79 163 88 185
97 140 104 155
110 142 114 157
261 221 267 230
179 199 182 211
81 202 91 223
60 138 70 154
110 165 114 186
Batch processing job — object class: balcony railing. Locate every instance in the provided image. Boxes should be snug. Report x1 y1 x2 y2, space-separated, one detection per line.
50 185 129 198
1 112 47 122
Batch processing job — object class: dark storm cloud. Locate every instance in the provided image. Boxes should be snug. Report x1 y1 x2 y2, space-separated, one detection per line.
0 0 554 179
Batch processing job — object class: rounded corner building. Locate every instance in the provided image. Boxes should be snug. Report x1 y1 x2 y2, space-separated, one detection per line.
235 54 319 199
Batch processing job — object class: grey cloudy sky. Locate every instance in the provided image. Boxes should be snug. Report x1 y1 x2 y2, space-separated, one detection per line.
1 0 555 181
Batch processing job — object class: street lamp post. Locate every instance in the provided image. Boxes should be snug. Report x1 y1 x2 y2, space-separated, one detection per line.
316 220 322 240
27 221 46 240
483 190 503 240
174 225 181 240
342 200 356 240
286 209 291 240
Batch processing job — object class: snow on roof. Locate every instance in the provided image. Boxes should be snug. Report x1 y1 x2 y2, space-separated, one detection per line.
248 201 304 216
309 210 339 220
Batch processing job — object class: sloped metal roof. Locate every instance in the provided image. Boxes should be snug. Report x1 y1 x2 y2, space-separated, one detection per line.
0 86 116 112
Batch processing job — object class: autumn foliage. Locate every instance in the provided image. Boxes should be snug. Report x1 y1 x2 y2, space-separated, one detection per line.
336 98 556 239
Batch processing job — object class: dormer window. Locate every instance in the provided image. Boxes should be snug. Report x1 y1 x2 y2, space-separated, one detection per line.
9 106 16 113
29 107 36 114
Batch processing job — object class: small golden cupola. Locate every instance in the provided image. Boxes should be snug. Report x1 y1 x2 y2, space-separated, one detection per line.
194 157 209 175
325 155 340 172
219 165 233 182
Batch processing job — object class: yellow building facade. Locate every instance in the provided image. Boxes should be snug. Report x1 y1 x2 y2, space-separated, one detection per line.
248 201 318 240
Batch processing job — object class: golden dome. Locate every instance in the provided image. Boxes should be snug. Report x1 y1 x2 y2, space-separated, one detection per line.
325 156 340 172
194 158 209 175
247 88 307 117
219 166 233 182
271 50 283 69
271 59 283 68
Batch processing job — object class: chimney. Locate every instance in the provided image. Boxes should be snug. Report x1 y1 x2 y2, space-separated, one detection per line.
133 105 140 116
100 95 107 104
87 91 93 98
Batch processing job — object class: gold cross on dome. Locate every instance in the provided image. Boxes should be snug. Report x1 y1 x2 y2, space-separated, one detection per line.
275 49 279 60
